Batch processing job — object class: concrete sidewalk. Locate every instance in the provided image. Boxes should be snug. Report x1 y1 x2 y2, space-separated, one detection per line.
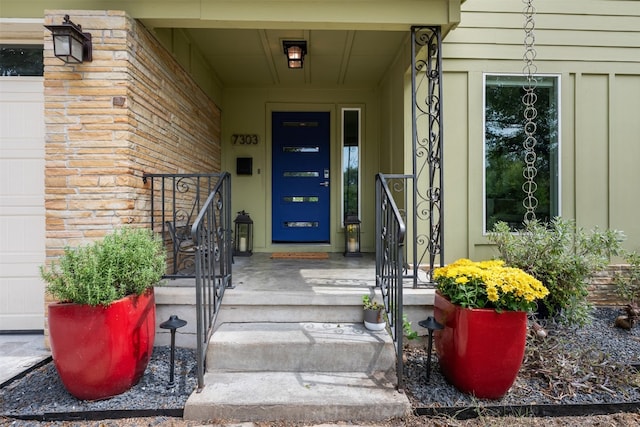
0 333 50 387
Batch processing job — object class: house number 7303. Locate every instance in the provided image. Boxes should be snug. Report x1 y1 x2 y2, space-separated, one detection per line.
231 134 259 145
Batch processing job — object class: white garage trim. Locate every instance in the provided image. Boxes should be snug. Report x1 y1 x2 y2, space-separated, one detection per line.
0 77 45 331
0 18 44 45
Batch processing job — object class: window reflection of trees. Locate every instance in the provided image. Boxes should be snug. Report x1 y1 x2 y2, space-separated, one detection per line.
485 75 559 231
0 46 44 76
343 109 360 218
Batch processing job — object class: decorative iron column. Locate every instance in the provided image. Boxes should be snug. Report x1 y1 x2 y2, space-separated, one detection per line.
411 26 444 284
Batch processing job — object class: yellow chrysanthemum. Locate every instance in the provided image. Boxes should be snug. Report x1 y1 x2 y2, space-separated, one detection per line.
433 258 548 311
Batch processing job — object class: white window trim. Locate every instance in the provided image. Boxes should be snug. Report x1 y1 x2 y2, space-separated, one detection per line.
482 73 562 234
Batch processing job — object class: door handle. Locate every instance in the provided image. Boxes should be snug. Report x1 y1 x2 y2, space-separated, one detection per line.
319 181 329 187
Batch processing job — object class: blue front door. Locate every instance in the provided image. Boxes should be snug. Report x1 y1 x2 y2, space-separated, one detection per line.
272 111 330 243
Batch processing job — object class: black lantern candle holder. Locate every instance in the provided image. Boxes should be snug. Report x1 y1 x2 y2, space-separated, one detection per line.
234 210 253 256
344 215 361 257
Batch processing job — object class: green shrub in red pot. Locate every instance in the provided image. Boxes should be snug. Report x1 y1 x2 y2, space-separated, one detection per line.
40 227 166 400
432 258 549 399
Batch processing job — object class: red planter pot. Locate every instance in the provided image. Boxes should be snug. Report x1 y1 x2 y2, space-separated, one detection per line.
434 292 527 399
48 288 156 400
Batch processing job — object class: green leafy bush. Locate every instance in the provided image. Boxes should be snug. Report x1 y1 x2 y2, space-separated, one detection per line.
40 227 166 306
615 251 640 306
488 218 624 326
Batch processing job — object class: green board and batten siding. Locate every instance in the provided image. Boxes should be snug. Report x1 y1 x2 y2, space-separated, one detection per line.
441 0 640 262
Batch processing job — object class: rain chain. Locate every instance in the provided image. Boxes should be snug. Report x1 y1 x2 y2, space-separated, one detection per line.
522 0 539 222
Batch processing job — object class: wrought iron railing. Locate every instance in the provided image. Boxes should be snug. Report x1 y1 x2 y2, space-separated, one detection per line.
190 172 233 391
378 174 411 279
143 172 233 389
371 27 445 296
143 172 233 390
142 173 224 278
375 173 406 391
411 25 444 284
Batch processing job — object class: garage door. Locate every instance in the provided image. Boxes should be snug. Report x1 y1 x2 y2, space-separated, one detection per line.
0 77 45 331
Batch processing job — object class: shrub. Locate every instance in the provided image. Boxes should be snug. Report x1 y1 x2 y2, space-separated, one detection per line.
488 218 625 326
40 227 166 306
614 251 640 306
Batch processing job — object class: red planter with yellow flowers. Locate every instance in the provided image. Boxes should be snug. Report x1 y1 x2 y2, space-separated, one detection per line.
48 288 156 400
434 291 527 399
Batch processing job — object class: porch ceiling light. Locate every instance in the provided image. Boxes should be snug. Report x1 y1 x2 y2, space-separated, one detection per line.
282 40 307 69
45 15 92 64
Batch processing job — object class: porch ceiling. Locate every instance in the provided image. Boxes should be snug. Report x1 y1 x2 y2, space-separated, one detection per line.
2 1 461 88
169 28 408 88
133 0 461 88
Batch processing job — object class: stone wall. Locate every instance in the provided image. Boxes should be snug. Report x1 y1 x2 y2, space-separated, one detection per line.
43 10 221 344
43 10 221 255
588 265 633 307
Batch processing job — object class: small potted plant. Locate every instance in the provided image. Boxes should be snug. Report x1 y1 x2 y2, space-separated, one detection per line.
432 258 548 399
362 294 386 331
40 227 166 400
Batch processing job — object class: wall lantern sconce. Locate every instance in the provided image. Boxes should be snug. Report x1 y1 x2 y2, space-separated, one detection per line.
234 210 253 256
45 14 92 64
344 215 362 257
282 40 307 69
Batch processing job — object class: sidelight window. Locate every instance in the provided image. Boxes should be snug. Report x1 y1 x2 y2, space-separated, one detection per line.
342 108 361 223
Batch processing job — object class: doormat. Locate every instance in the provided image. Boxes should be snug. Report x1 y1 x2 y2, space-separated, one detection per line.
270 252 329 260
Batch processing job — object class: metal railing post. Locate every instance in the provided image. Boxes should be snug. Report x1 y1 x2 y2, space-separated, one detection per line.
375 173 406 391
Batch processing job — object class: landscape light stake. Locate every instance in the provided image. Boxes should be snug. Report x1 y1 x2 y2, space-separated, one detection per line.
159 315 187 388
418 316 444 383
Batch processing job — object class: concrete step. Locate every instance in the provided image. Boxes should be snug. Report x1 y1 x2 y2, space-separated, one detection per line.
216 289 371 324
207 322 395 373
184 321 412 423
216 288 434 325
168 255 421 423
155 285 434 349
183 371 411 423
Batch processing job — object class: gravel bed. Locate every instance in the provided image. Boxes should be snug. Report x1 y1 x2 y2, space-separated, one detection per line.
1 347 197 419
405 307 640 409
1 307 639 423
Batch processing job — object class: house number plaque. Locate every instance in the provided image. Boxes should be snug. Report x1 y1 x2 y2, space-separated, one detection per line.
231 134 259 145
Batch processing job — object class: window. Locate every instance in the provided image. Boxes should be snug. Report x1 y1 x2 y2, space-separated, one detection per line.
0 45 44 76
342 108 360 221
484 74 559 231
